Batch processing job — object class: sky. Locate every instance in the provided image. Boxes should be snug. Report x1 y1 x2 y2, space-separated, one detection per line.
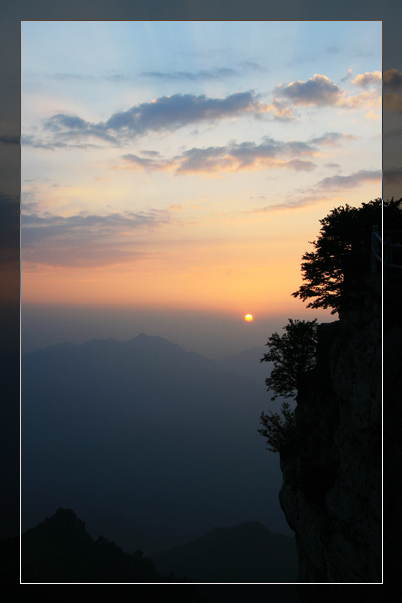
21 21 382 357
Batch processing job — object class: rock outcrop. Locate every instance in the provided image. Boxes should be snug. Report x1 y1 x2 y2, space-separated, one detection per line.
278 274 382 585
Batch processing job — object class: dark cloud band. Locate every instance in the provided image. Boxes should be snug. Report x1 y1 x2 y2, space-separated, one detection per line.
34 91 267 148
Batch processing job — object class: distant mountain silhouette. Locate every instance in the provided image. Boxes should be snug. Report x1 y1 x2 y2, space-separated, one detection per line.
21 507 198 586
150 521 298 583
22 333 293 555
20 509 298 596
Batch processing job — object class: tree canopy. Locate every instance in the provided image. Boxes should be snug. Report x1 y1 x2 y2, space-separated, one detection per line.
260 318 318 401
291 198 397 314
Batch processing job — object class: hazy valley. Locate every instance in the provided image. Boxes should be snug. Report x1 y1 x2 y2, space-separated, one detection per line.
22 333 295 566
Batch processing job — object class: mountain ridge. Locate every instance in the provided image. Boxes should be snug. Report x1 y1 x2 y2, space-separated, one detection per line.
22 331 294 556
149 520 298 583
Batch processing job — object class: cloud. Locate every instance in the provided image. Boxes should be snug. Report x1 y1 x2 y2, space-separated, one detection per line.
351 71 382 87
275 73 380 111
22 133 101 150
264 97 295 122
21 209 173 268
316 169 382 190
239 61 267 73
43 114 119 145
172 146 234 173
364 109 381 120
284 160 316 172
49 73 97 81
245 193 331 213
277 74 343 106
117 137 320 175
104 91 270 133
28 91 276 148
337 88 380 110
139 67 238 80
244 169 381 213
48 71 131 83
22 244 145 269
117 132 357 176
340 68 353 83
140 150 161 157
118 153 173 171
139 62 267 81
309 132 358 146
271 105 294 121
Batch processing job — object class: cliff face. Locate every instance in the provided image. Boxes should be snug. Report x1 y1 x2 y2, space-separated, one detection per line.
278 275 382 584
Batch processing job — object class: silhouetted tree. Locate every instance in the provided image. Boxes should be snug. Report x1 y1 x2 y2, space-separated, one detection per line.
291 199 386 314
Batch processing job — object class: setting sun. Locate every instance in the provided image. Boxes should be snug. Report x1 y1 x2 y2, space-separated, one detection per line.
245 314 253 321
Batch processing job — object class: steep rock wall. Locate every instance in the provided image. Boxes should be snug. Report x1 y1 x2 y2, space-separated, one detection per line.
278 275 382 585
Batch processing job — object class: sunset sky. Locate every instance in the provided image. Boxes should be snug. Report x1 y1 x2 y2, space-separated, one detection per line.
21 21 382 357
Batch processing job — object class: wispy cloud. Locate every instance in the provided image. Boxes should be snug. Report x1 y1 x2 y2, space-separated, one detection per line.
116 132 358 176
48 71 134 83
175 143 315 174
337 89 380 110
139 62 267 81
49 73 97 81
139 67 239 80
351 71 382 87
309 132 358 146
117 137 320 175
117 153 175 171
339 68 353 83
243 169 382 213
244 193 332 213
21 133 100 150
21 209 174 268
315 169 382 190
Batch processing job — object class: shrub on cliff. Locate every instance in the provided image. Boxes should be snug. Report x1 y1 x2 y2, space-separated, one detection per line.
258 401 297 454
258 319 318 454
260 318 318 401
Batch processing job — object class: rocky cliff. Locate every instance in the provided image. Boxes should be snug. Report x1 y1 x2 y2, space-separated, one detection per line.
278 274 382 586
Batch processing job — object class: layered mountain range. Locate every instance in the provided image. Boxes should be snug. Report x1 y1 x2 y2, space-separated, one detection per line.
21 334 293 557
